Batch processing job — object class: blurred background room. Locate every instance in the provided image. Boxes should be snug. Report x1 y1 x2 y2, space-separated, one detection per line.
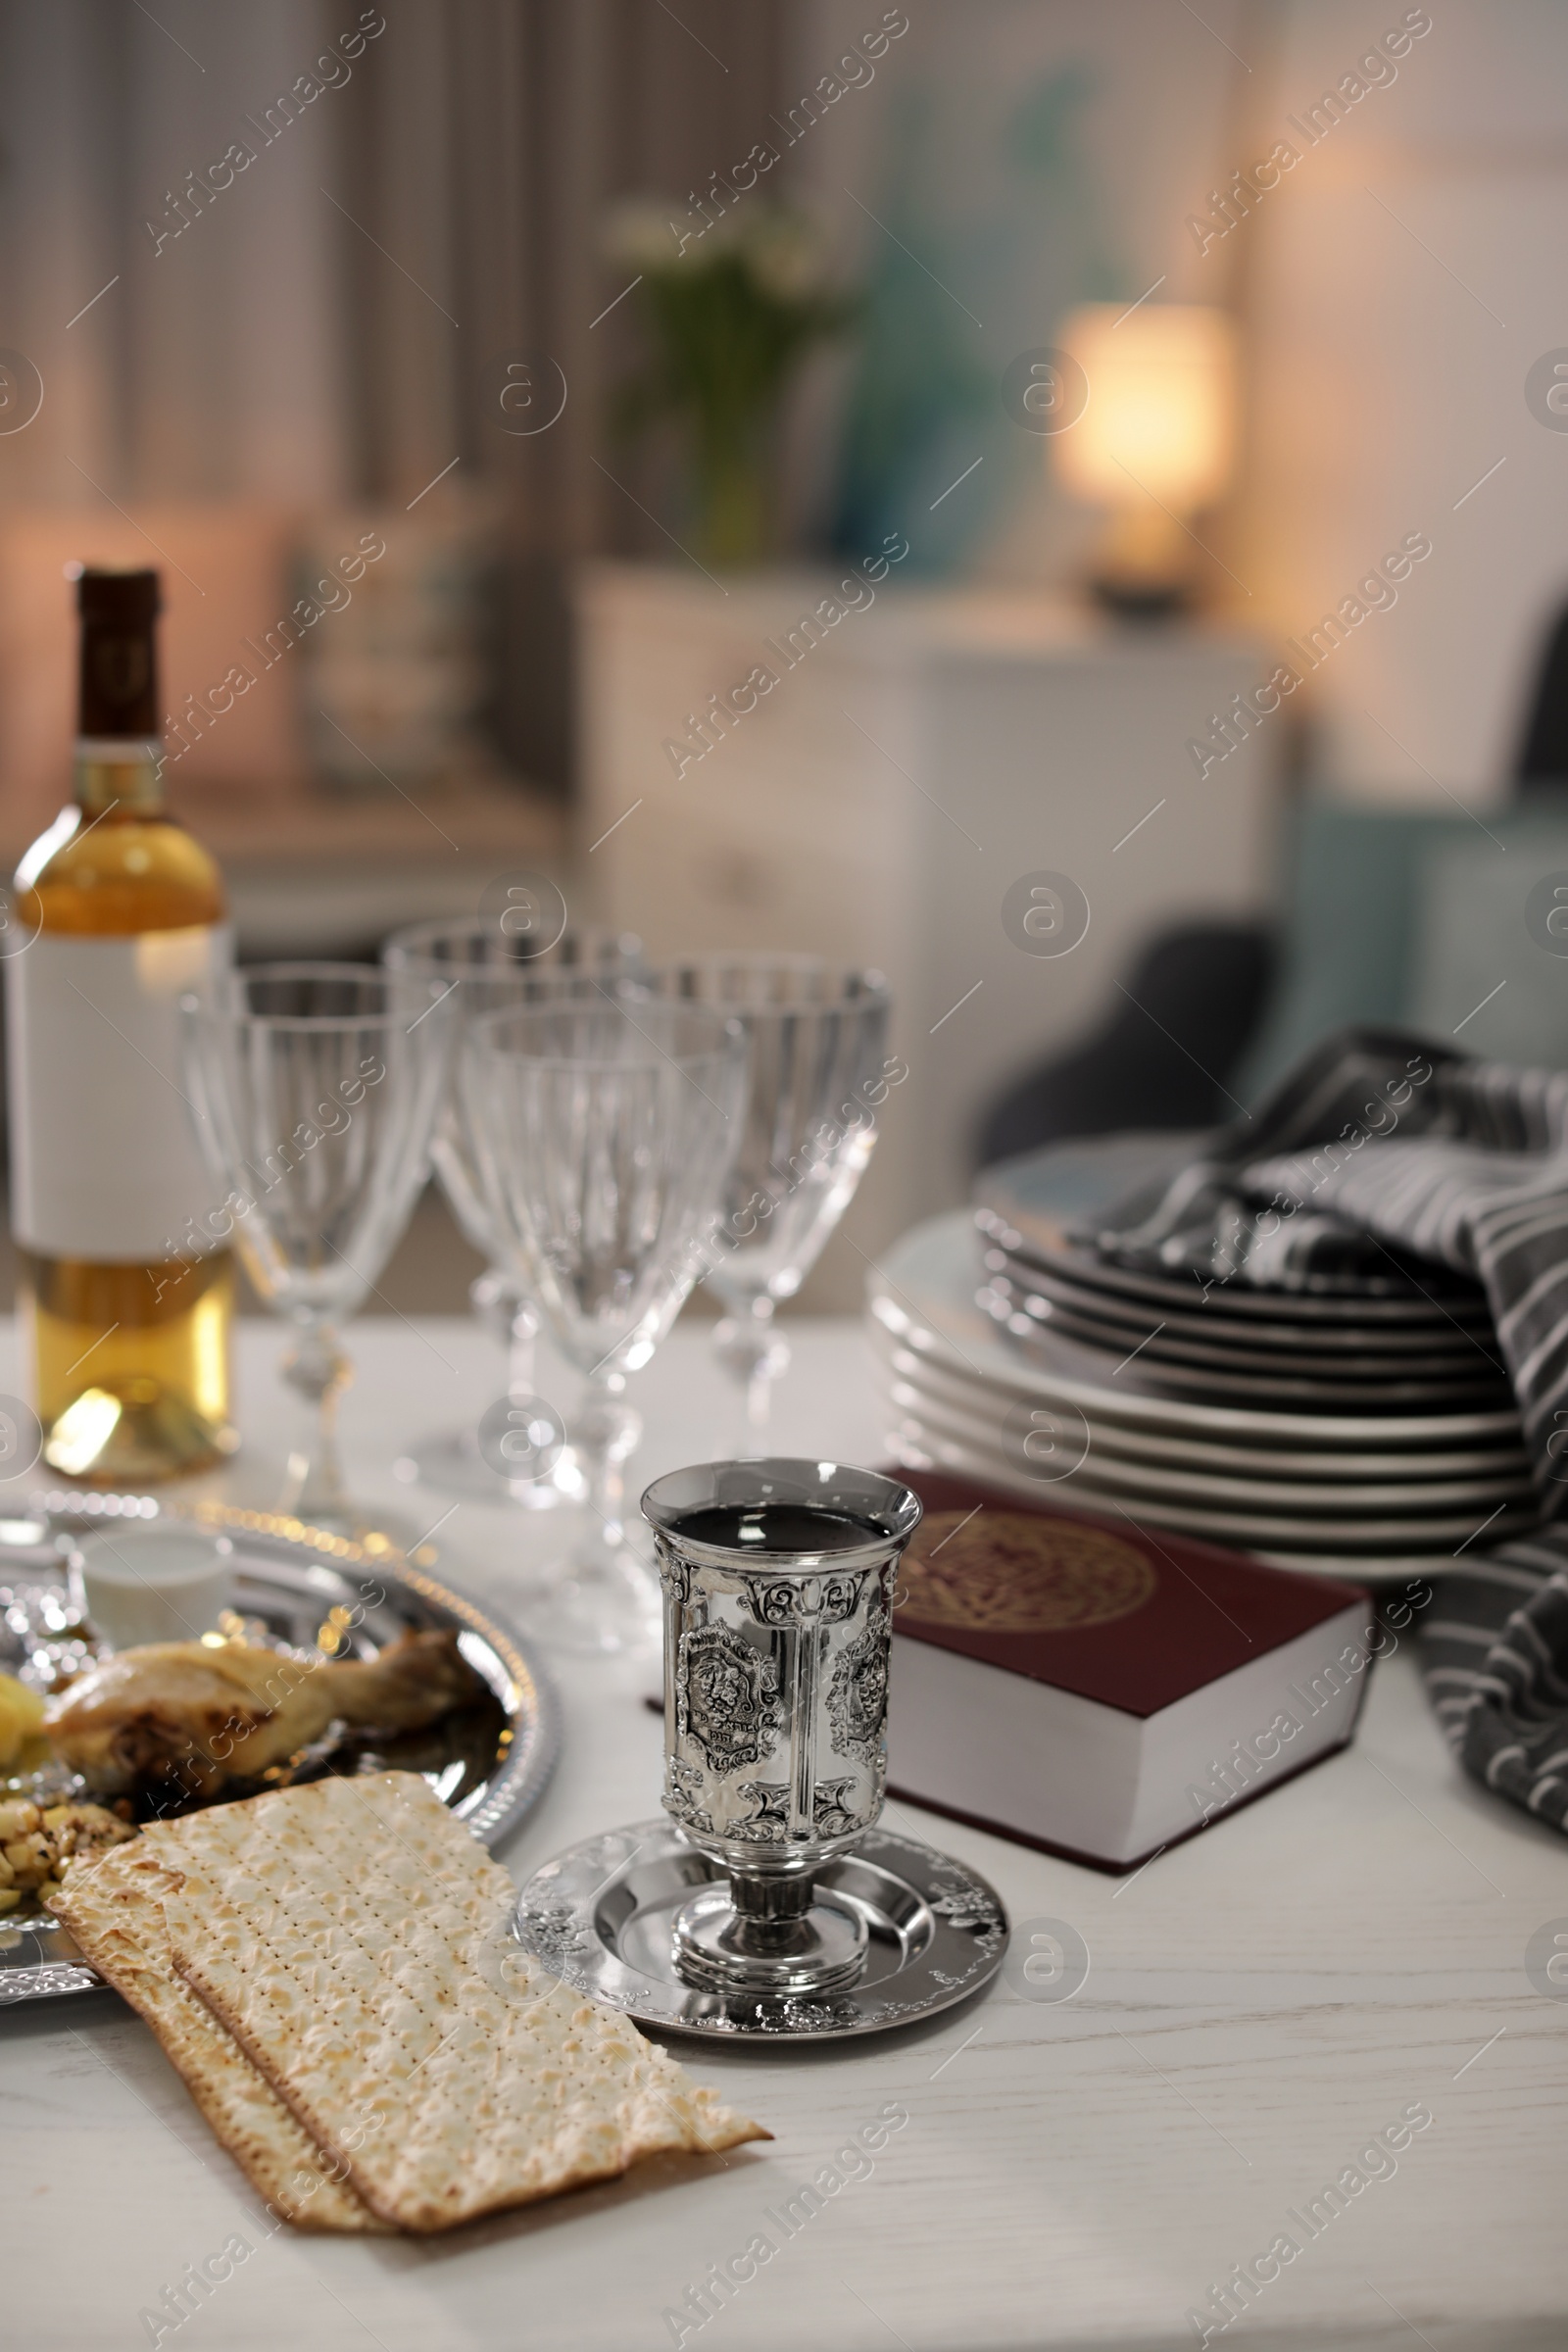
2 0 1566 1317
12 10 1568 2322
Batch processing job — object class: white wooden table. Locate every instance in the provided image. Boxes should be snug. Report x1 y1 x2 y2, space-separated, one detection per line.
3 1314 1565 2352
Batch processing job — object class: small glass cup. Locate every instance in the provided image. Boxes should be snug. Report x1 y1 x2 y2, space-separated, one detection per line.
69 1524 232 1650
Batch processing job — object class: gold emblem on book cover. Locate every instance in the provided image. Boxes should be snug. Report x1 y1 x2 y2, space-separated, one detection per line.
896 1513 1155 1631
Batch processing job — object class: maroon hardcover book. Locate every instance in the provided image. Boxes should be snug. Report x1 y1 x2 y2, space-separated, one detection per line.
886 1471 1376 1872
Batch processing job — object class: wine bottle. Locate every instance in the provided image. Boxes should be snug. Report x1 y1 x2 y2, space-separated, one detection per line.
7 567 235 1483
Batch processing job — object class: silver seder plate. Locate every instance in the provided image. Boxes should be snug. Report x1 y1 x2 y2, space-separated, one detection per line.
513 1817 1008 2041
0 1503 561 2010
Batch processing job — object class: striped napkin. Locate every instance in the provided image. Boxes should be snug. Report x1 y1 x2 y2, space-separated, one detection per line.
1418 1542 1568 1829
1083 1027 1568 1832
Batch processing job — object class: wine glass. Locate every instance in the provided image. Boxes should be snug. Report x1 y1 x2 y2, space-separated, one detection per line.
641 956 892 1432
381 916 642 1506
457 997 746 1652
181 963 453 1542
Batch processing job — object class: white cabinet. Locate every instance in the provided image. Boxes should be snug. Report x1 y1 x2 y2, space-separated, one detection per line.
576 564 1280 1303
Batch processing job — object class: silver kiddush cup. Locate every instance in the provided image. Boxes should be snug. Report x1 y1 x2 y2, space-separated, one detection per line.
641 1456 922 1997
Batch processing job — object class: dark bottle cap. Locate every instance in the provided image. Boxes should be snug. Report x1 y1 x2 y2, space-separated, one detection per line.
75 565 162 737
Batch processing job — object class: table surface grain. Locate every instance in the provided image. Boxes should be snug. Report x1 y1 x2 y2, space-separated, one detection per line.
2 1313 1564 2352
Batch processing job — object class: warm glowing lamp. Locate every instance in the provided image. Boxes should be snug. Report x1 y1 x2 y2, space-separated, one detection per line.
1054 303 1238 616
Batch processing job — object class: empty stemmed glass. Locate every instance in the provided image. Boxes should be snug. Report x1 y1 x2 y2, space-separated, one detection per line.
457 998 746 1652
382 916 642 1506
181 963 453 1542
641 956 893 1432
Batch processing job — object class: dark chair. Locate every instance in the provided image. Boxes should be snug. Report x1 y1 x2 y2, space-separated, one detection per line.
974 594 1568 1168
1515 599 1568 791
977 922 1274 1166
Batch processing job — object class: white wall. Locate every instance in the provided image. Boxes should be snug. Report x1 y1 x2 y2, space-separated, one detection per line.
1239 0 1568 801
791 0 1241 582
797 0 1568 803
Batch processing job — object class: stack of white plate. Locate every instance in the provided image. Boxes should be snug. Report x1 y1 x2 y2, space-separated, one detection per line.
868 1174 1536 1581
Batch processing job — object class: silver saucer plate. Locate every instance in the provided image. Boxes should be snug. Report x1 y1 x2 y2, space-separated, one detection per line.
0 1504 561 2010
513 1818 1008 2041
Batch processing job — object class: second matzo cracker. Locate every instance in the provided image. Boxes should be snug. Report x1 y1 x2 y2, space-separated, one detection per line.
46 1838 385 2232
162 1771 768 2232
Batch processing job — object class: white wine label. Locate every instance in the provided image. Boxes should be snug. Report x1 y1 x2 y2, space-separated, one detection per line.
6 924 232 1260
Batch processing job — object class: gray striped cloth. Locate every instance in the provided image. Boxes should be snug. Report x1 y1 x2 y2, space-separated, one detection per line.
1417 1542 1568 1830
1082 1028 1568 1833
